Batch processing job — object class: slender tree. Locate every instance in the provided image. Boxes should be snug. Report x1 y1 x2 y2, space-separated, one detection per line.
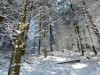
49 20 53 51
38 9 42 54
69 0 84 56
43 7 47 58
82 0 100 44
81 0 97 55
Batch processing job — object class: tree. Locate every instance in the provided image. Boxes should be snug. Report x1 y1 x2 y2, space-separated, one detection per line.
69 0 84 56
8 0 30 75
49 19 54 51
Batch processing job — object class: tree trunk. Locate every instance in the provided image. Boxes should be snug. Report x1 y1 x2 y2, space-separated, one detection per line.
82 0 100 44
50 21 53 51
38 11 42 54
8 0 29 75
69 0 84 56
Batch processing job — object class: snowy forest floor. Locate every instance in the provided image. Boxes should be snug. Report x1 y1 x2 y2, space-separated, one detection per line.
0 50 100 75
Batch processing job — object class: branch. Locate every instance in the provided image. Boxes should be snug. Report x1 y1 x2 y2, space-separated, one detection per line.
57 60 80 64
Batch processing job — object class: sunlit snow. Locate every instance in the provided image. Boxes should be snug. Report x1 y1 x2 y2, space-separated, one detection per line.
72 63 88 69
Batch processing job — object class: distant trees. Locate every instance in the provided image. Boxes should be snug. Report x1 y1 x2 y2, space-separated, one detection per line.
0 0 100 74
31 0 99 56
0 1 100 73
29 0 57 56
0 0 99 56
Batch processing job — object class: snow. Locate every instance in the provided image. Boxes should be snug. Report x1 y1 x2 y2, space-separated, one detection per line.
15 45 18 48
0 50 100 75
72 63 88 69
0 0 100 75
16 30 22 34
0 51 11 75
20 50 100 75
57 0 61 2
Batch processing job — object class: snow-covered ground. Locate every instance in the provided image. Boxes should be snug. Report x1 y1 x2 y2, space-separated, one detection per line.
0 51 11 75
0 50 100 75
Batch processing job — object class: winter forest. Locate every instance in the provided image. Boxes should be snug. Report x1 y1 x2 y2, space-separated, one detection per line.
0 0 100 75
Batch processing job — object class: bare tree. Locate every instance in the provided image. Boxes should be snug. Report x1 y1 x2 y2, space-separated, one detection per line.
8 0 30 75
69 0 84 56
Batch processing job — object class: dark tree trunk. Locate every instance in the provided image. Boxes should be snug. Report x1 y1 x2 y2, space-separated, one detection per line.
50 21 53 51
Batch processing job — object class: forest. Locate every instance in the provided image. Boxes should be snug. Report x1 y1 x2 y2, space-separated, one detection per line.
0 0 100 75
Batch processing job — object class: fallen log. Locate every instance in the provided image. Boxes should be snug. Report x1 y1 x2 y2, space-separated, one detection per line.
57 60 80 64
